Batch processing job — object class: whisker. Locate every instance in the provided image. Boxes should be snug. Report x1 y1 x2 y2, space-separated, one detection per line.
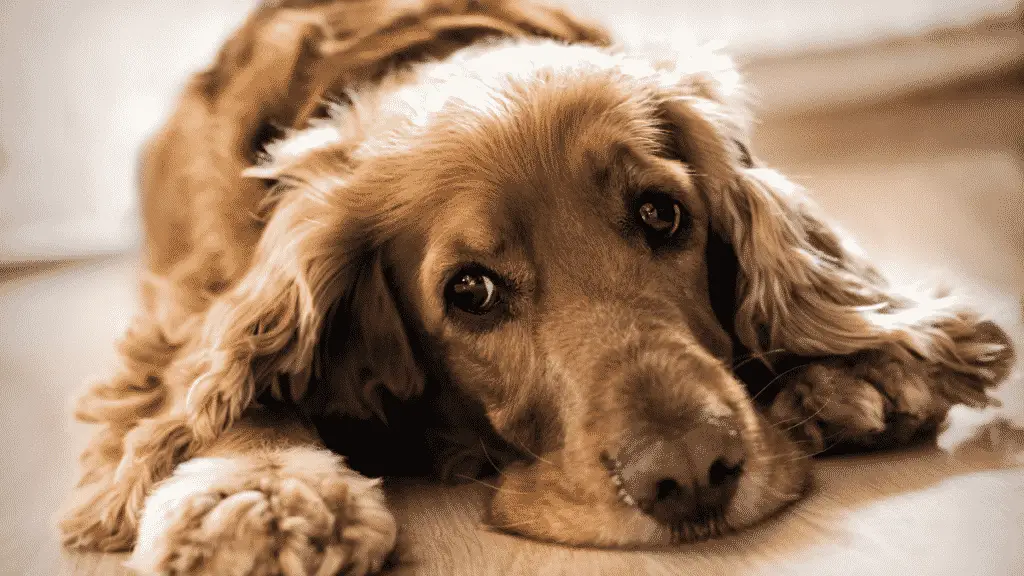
488 515 546 531
788 428 852 460
819 426 851 447
452 474 532 496
731 348 788 371
478 438 505 476
766 415 804 429
749 363 808 404
781 399 833 434
512 440 558 469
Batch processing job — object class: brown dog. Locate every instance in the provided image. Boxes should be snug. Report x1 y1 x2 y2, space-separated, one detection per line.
60 1 1016 574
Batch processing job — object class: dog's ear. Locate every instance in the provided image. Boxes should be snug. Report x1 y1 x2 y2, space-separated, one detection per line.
178 157 426 445
309 251 424 421
653 55 1012 389
657 82 896 359
179 177 360 442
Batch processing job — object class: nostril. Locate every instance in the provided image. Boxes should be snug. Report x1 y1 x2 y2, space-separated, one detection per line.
655 478 684 502
707 458 744 487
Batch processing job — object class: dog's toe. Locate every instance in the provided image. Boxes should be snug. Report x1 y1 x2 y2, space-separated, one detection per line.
770 355 951 452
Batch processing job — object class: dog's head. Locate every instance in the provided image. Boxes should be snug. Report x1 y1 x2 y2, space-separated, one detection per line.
183 40 911 546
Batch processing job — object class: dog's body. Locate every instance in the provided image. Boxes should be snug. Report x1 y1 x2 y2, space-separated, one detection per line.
61 1 1016 574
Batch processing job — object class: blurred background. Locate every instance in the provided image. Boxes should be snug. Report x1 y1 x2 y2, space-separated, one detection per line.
0 0 1021 266
1 3 1022 575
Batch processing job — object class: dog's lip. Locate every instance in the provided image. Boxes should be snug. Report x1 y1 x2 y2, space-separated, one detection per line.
600 451 638 507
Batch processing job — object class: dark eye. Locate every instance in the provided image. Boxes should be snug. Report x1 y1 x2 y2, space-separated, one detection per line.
445 269 501 315
635 190 691 248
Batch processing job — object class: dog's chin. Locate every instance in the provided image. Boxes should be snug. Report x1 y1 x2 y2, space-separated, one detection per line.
487 413 810 548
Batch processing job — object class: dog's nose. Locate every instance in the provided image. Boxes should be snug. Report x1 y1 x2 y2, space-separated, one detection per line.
619 418 745 524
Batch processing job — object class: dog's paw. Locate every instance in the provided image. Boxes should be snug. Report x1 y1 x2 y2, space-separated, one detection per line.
769 319 1016 453
768 353 946 452
127 448 396 576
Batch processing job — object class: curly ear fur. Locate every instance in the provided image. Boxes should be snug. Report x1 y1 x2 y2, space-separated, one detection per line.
656 61 1014 409
723 167 1012 403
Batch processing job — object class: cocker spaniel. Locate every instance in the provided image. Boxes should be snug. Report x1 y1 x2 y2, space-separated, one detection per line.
60 0 1016 574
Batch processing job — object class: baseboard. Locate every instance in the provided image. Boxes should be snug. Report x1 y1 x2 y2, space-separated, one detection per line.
0 214 141 265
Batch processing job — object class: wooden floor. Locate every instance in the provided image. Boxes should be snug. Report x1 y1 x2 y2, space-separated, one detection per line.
2 76 1023 575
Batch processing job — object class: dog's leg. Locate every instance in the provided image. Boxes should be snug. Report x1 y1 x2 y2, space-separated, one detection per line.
768 312 1016 452
125 406 396 576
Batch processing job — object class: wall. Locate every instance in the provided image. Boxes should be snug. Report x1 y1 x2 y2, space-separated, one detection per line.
0 0 258 262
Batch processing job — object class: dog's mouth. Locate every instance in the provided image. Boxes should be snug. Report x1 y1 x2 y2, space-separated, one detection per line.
599 451 732 543
600 451 639 508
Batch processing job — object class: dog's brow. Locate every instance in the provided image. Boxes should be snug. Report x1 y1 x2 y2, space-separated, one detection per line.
586 142 657 207
584 142 633 189
585 149 613 190
450 235 509 264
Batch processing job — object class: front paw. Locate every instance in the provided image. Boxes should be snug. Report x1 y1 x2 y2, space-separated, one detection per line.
127 449 396 576
769 318 1016 452
768 354 943 452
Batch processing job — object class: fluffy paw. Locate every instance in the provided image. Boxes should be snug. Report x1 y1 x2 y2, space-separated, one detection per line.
769 353 946 451
770 319 1015 452
127 448 396 576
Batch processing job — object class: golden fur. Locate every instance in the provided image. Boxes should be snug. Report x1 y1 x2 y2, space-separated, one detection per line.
61 1 1016 574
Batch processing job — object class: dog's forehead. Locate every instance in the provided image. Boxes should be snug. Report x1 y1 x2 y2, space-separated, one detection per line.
407 56 670 202
389 43 721 306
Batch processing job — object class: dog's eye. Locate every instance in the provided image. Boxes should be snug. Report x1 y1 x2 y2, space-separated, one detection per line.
446 270 500 315
635 190 690 248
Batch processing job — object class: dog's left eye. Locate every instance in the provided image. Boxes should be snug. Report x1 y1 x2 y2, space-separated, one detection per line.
446 270 501 315
635 190 690 248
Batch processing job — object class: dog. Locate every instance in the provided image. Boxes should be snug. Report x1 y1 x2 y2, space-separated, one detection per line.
59 1 1016 574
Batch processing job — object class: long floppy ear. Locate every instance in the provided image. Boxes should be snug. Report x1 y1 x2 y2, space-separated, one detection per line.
308 251 425 421
179 179 369 443
654 56 1014 408
62 0 612 549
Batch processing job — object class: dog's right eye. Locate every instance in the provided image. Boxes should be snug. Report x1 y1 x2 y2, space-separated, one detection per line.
634 189 692 250
445 269 502 315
